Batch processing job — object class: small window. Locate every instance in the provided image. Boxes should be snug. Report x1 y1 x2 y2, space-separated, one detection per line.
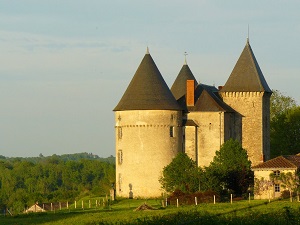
118 127 122 139
118 173 122 191
170 126 174 137
118 150 123 164
273 170 280 177
274 184 280 192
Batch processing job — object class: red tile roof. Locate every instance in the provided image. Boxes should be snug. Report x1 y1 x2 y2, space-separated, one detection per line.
252 155 300 170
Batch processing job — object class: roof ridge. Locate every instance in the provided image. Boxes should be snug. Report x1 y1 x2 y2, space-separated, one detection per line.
252 155 298 169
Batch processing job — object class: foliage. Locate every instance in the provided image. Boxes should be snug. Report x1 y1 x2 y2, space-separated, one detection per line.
270 106 300 157
270 89 296 121
270 172 299 200
0 152 115 164
270 89 300 158
1 199 300 225
168 190 220 205
205 139 253 195
254 177 273 198
159 153 202 193
0 155 115 212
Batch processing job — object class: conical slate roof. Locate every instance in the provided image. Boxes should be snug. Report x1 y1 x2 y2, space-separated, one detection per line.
114 52 182 111
220 39 271 93
171 63 198 100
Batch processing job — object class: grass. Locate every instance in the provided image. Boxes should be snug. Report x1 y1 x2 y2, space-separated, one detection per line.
1 198 300 225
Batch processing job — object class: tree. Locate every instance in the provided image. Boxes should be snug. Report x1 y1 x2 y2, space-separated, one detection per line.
205 139 253 195
270 89 296 121
271 172 299 202
271 106 300 157
159 153 201 194
270 90 299 158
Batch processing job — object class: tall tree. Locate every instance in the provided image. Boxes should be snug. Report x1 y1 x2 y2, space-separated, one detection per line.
159 153 201 194
205 139 253 195
270 89 296 121
271 106 300 157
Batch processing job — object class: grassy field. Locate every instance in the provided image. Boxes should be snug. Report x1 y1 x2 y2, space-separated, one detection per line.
1 198 300 225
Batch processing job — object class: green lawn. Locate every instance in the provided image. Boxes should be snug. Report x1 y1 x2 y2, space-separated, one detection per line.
1 199 300 225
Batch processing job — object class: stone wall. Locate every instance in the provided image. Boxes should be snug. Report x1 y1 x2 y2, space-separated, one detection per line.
186 111 225 167
220 92 270 166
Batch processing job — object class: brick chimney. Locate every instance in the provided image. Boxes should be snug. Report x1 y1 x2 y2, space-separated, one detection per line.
186 80 195 106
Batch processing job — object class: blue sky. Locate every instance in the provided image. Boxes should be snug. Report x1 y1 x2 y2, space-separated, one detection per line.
0 1 299 157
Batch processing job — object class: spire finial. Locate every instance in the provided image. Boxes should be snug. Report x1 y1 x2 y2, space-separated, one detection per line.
247 24 250 44
146 46 150 54
184 51 188 65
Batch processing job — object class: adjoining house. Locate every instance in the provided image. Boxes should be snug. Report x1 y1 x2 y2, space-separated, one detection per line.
252 154 300 199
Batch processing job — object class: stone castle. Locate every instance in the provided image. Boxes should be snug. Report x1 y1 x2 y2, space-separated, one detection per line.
113 39 272 198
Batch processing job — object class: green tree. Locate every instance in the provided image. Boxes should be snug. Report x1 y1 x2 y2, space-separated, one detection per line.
270 89 296 121
205 139 253 195
271 106 300 157
159 153 201 193
270 171 299 202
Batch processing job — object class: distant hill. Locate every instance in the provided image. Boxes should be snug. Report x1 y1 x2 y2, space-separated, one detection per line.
0 152 115 164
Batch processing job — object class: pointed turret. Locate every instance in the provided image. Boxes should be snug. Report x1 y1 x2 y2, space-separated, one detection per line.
219 39 272 166
220 39 271 93
171 62 198 100
114 50 181 111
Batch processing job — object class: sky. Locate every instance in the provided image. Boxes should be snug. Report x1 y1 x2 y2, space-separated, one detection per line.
0 1 299 158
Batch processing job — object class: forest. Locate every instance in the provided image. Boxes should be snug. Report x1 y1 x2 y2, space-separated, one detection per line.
0 153 115 211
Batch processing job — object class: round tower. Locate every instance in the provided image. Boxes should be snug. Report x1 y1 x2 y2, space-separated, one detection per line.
113 49 183 198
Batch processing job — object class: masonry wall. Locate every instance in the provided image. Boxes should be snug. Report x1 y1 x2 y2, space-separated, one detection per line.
186 111 225 167
262 93 271 161
220 92 270 166
185 126 197 162
115 110 182 198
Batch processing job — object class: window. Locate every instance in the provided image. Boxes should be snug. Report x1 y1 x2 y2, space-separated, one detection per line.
118 127 122 139
118 173 122 191
118 150 123 164
273 170 280 177
170 126 174 137
274 184 280 192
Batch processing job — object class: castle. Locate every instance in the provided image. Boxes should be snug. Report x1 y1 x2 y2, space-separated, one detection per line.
113 39 272 198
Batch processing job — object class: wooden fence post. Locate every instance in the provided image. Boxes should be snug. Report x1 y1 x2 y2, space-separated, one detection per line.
230 194 232 204
214 195 216 204
176 199 179 207
195 197 197 205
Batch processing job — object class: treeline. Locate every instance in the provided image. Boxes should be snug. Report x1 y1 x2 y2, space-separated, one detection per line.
0 154 115 211
0 152 115 164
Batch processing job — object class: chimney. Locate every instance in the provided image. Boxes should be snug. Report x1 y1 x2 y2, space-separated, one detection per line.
186 80 195 106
